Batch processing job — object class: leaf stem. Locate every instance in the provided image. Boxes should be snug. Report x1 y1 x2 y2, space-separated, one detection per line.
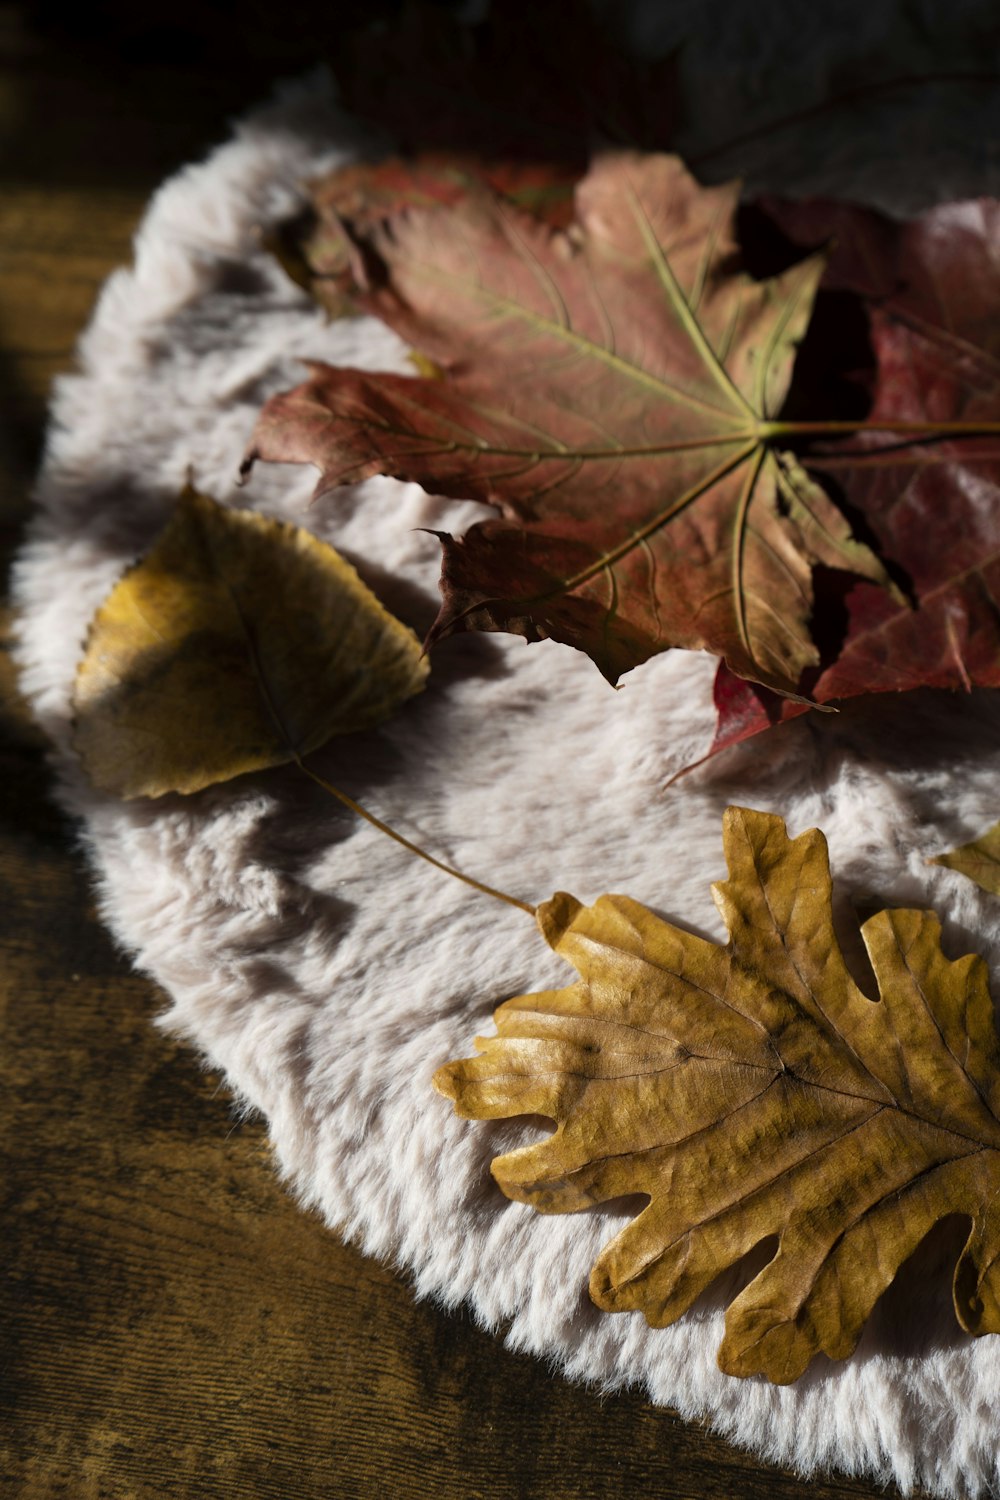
293 754 537 917
238 596 536 917
760 419 1000 440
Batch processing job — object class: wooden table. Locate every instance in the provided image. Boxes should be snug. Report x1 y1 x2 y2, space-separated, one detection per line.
0 9 923 1496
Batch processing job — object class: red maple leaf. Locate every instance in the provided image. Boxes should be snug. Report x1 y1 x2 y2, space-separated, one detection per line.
707 195 1000 759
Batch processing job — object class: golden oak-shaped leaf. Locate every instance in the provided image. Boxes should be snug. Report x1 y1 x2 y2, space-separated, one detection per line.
73 488 428 798
248 153 890 692
435 807 1000 1383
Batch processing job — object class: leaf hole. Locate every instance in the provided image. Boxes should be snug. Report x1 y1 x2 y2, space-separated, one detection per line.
867 1213 973 1359
832 889 880 1002
688 1234 781 1317
585 1192 651 1219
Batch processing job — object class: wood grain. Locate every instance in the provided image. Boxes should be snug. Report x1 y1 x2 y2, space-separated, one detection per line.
0 9 925 1496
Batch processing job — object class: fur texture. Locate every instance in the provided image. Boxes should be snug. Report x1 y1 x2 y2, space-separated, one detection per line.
15 12 1000 1493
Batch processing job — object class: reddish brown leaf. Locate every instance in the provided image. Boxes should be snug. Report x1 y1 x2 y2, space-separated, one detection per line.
708 197 1000 758
246 154 890 692
705 664 793 762
269 155 576 319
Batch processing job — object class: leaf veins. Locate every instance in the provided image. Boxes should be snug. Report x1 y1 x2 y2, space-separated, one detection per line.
73 487 428 798
246 153 891 694
436 807 1000 1383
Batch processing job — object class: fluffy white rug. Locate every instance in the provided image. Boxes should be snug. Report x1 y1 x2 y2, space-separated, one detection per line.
16 9 1000 1495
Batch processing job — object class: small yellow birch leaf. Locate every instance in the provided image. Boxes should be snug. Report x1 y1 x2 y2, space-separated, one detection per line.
73 487 428 798
932 822 1000 895
435 806 1000 1384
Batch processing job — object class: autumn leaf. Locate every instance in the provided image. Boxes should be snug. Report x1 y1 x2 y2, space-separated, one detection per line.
932 822 1000 896
269 155 577 321
435 806 1000 1384
246 153 892 694
73 487 428 798
707 196 1000 758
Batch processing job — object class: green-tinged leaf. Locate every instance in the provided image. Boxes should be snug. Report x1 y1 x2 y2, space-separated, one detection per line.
436 807 1000 1383
73 487 428 798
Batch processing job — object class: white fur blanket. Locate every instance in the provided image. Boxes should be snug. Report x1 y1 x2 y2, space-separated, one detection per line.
15 9 1000 1494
